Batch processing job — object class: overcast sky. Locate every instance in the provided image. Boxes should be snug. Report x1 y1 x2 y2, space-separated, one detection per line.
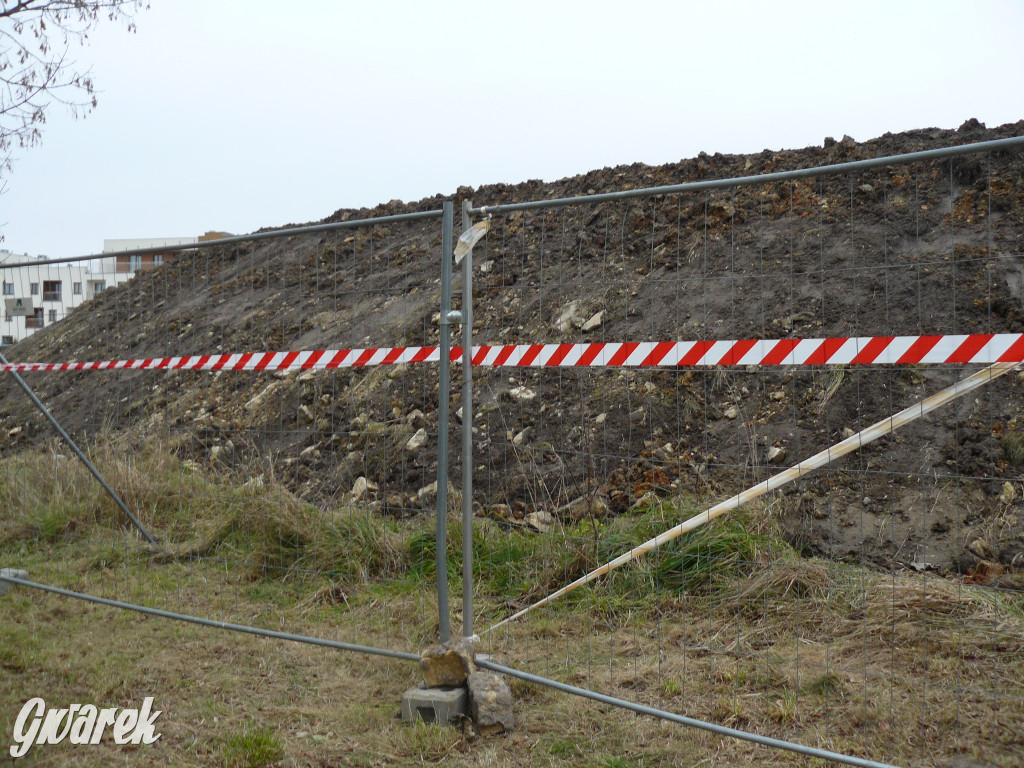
2 0 1023 259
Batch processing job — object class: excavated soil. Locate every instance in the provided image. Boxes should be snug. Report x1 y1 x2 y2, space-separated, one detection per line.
3 118 1024 583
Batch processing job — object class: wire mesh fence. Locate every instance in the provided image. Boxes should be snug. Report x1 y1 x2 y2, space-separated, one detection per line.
1 135 1023 766
466 140 1024 765
0 210 454 659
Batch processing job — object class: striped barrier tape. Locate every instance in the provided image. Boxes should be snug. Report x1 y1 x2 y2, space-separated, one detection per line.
3 333 1024 373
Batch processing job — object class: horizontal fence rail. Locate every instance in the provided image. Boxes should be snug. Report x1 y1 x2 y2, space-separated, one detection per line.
0 208 446 269
469 134 1024 214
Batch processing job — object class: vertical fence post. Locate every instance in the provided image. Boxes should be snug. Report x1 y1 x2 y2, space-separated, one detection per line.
435 201 454 643
460 200 475 639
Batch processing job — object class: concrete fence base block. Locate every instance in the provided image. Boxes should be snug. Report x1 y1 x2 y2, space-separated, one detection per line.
401 686 468 724
0 569 28 597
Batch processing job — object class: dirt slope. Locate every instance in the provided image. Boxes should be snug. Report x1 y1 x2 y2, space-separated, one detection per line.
2 118 1024 579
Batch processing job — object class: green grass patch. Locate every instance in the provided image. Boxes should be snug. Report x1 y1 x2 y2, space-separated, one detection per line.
1003 429 1024 467
220 724 283 768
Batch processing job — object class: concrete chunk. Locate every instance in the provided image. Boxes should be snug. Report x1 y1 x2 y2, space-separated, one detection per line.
467 671 514 734
420 637 475 688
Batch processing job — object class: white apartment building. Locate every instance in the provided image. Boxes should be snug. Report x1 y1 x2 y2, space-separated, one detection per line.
0 250 131 346
0 234 228 346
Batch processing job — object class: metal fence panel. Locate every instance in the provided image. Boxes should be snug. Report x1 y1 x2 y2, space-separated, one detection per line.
467 142 1024 766
0 211 453 660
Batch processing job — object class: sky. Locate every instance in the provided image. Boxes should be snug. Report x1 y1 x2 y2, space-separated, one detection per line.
2 0 1023 260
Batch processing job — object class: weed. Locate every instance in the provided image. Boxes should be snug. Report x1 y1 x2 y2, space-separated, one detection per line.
590 505 781 595
816 367 846 414
771 690 798 723
405 719 464 760
598 758 643 768
1002 430 1024 467
807 672 845 697
220 724 283 768
547 736 583 758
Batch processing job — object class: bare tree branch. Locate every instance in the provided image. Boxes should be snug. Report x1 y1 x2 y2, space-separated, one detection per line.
0 0 148 178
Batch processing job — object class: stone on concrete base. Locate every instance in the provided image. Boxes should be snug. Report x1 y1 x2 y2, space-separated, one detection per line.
420 637 476 687
401 686 468 724
0 569 28 597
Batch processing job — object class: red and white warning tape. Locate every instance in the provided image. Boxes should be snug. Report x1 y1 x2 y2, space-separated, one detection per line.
3 334 1024 373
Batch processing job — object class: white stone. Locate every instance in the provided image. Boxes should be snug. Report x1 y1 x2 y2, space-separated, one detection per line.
405 428 428 452
556 301 585 333
999 481 1016 505
417 482 439 504
351 476 378 500
526 510 554 532
507 386 537 402
581 310 604 332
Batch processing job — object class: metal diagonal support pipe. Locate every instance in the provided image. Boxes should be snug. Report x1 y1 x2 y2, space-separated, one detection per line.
0 350 155 544
476 659 901 768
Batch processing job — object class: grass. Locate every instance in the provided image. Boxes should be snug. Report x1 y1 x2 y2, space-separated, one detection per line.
221 724 284 768
0 438 1022 766
1002 429 1024 467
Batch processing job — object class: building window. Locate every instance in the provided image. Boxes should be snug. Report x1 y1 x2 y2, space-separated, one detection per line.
2 282 12 296
26 308 43 329
129 254 142 271
47 309 57 322
42 280 61 301
94 281 106 293
1 336 12 346
153 254 163 266
30 283 38 295
73 282 82 295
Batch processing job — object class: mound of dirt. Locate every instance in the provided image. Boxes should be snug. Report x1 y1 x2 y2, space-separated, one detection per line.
2 118 1024 580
